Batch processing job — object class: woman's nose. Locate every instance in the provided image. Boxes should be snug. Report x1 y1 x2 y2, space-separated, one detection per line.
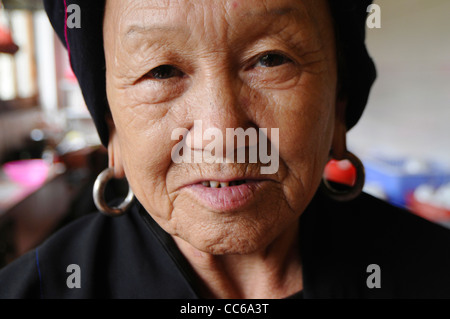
187 74 254 151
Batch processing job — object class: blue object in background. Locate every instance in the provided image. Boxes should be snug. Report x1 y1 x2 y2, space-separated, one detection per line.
363 157 450 208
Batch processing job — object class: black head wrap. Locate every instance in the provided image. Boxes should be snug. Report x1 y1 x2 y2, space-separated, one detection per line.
44 0 376 147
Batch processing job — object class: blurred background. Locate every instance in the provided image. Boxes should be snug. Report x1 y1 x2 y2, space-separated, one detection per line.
348 0 450 226
0 0 449 268
0 0 106 268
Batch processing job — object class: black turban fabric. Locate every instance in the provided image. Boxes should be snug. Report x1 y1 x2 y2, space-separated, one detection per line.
44 0 376 147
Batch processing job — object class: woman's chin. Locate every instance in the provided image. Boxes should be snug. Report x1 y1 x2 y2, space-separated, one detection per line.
168 206 292 256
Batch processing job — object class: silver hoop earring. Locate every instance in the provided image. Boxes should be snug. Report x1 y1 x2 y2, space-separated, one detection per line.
320 151 365 202
93 167 135 216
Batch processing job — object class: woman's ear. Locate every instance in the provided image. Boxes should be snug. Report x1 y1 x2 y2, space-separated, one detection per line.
106 115 126 179
331 97 348 161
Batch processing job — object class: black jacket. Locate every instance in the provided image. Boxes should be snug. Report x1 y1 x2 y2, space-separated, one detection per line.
1 192 450 299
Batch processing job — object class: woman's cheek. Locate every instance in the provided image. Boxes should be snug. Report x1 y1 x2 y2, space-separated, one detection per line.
110 92 177 216
265 74 334 192
121 137 176 222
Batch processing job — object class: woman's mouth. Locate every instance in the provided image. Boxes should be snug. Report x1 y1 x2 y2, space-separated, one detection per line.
186 179 270 212
199 180 247 188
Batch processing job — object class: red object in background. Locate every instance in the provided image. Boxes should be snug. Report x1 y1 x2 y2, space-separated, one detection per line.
324 159 357 186
407 193 450 222
64 67 77 83
0 26 19 54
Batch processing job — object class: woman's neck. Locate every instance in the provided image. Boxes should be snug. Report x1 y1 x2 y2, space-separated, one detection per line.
173 222 303 299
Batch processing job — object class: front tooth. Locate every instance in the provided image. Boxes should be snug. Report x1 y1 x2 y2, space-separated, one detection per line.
209 181 219 188
202 181 210 187
220 182 229 188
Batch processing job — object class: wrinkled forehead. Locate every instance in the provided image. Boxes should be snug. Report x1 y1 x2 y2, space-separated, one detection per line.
103 0 334 48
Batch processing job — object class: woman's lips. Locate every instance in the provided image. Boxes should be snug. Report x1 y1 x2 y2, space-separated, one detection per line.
186 179 269 212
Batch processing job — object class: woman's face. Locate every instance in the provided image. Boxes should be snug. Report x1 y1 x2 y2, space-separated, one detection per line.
103 0 338 255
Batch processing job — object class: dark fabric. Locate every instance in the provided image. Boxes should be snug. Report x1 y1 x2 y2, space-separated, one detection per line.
0 202 199 299
328 0 377 130
301 192 450 298
43 0 109 146
2 192 450 299
43 0 376 146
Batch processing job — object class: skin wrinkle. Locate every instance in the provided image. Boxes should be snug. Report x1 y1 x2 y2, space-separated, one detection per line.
121 3 319 74
103 0 339 299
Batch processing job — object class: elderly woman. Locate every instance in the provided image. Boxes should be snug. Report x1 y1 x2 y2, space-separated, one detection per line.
1 0 450 299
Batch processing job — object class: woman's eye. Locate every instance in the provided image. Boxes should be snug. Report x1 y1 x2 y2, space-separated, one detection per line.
255 53 292 68
146 65 184 80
